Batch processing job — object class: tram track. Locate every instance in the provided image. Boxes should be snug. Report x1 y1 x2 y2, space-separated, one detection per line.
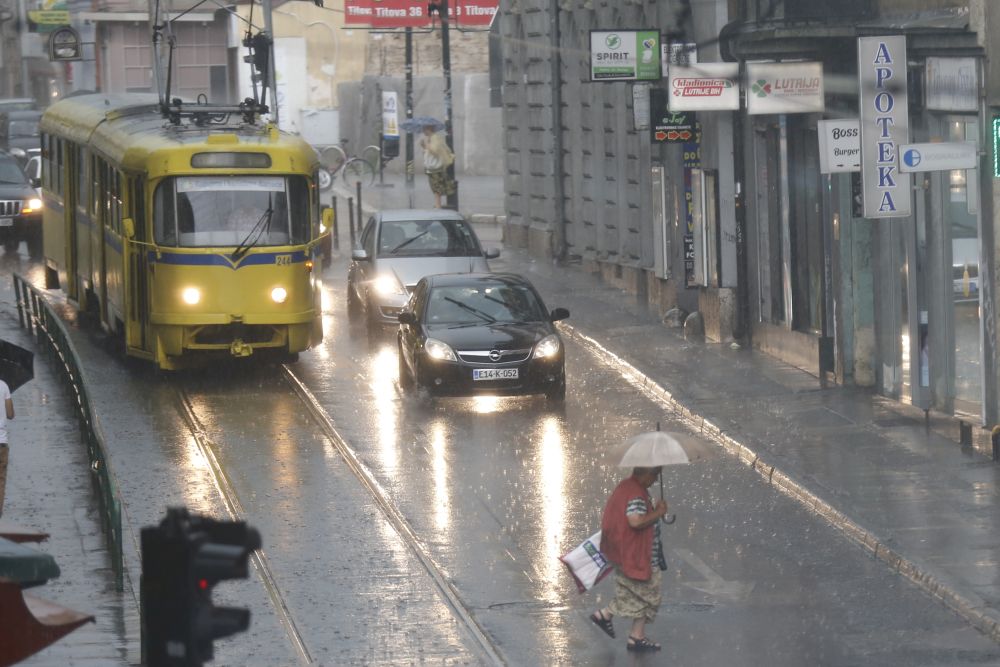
171 368 506 666
173 384 315 666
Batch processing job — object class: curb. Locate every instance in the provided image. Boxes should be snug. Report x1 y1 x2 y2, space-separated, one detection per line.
562 324 1000 645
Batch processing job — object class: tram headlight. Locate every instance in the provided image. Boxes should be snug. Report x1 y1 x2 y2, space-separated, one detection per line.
181 287 201 305
271 286 288 303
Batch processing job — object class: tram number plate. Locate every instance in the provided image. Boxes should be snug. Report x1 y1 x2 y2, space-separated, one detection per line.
473 368 518 381
0 218 12 227
275 254 292 265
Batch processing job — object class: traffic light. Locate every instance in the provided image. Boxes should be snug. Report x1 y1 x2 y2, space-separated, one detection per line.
141 508 261 667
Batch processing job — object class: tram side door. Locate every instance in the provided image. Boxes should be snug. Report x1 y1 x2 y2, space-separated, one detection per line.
124 178 151 355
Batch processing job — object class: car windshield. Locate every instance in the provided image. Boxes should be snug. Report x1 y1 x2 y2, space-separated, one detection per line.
0 159 27 184
425 284 547 325
378 218 480 257
8 120 38 137
153 175 310 248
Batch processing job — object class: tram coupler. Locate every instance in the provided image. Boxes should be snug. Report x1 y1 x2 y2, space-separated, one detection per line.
229 339 253 358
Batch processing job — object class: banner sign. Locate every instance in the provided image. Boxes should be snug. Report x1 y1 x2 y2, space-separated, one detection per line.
344 0 373 26
746 62 824 115
817 119 860 174
683 140 700 287
668 63 739 111
382 91 399 138
349 0 498 30
925 57 977 112
858 36 910 218
369 0 428 29
649 88 694 143
590 31 661 82
454 0 499 28
898 142 977 173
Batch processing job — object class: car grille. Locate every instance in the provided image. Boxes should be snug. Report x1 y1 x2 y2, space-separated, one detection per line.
457 348 532 364
0 200 23 216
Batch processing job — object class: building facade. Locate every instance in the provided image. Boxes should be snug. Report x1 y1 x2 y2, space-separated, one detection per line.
498 0 1000 430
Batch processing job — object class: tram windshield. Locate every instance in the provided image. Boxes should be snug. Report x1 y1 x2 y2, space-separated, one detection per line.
153 175 310 247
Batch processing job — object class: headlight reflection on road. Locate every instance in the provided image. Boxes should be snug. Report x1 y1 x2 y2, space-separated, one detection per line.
537 416 567 604
430 420 452 536
370 346 399 471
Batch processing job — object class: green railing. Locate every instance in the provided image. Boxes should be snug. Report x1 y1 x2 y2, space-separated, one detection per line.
12 274 124 592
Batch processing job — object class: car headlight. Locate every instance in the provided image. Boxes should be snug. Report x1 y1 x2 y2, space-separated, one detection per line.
424 338 457 362
373 274 405 296
271 286 287 303
23 198 42 212
533 334 561 359
181 287 201 305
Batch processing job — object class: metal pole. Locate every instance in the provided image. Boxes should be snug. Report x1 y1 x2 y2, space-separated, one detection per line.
549 0 565 260
348 196 356 246
355 181 363 235
331 195 339 251
376 80 386 186
261 0 278 126
439 0 458 210
405 27 415 206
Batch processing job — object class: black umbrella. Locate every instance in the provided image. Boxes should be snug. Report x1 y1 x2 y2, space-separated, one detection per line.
0 340 33 393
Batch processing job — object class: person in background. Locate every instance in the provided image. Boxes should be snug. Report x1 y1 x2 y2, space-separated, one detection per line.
0 378 15 516
590 466 668 652
419 124 455 208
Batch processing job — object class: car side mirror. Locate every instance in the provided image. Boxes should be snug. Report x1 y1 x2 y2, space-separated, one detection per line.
550 307 569 322
29 177 40 188
352 248 369 261
398 312 417 325
484 248 500 260
123 217 135 239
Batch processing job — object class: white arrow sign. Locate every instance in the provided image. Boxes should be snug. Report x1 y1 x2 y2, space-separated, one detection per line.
674 548 755 602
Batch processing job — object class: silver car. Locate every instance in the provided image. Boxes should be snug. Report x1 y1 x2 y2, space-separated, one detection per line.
347 209 499 336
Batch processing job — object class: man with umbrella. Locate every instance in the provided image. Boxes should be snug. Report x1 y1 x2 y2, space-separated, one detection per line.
590 431 689 652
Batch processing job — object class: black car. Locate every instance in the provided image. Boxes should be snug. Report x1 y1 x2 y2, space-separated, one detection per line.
397 273 569 401
0 150 42 256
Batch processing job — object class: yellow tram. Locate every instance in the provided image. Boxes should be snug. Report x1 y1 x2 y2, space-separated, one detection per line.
38 94 329 369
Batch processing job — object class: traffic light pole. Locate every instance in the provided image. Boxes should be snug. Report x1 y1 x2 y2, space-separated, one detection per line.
437 0 459 210
405 27 415 206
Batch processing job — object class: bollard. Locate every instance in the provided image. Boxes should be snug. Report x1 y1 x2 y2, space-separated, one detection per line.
331 195 339 251
13 277 25 329
355 180 363 235
348 197 356 247
993 425 999 462
959 420 972 447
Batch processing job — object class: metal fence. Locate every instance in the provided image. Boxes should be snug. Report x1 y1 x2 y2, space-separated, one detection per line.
12 274 124 592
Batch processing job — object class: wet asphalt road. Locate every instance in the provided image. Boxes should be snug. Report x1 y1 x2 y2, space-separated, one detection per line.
8 243 1000 665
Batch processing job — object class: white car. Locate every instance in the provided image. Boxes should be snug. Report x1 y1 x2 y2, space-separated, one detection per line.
347 209 500 338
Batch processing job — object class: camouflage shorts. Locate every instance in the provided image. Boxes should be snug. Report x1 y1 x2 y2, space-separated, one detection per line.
427 169 456 196
607 566 662 622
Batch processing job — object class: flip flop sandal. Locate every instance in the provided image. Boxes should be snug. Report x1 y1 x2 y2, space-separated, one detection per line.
626 636 661 652
590 611 615 638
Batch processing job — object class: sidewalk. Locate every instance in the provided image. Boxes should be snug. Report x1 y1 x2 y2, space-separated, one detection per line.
0 273 132 665
342 172 1000 644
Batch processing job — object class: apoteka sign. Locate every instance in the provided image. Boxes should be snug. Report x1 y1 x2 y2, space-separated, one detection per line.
858 36 910 218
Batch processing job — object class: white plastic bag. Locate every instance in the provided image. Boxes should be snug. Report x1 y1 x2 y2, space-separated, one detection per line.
559 530 611 593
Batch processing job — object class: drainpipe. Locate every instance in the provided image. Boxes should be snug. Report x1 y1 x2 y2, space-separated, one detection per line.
550 0 566 261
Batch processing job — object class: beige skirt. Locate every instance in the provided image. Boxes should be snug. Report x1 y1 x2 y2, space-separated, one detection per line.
607 565 662 622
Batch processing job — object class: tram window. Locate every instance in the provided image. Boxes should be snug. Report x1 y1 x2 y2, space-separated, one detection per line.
76 148 86 209
155 176 296 248
40 134 48 187
55 140 63 196
153 181 178 246
289 176 309 244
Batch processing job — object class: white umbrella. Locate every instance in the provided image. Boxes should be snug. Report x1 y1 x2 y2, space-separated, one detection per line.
617 431 690 467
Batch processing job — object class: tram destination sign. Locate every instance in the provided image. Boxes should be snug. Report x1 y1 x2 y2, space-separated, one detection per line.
858 36 911 218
